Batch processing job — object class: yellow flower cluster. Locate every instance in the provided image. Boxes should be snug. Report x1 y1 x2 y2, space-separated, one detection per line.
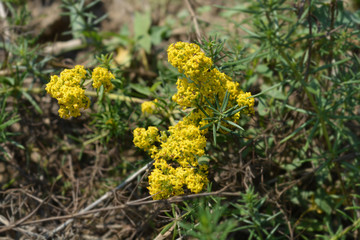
133 126 160 155
141 99 158 115
45 65 90 119
134 42 255 200
133 121 208 200
168 41 255 117
47 65 117 119
92 67 115 92
168 42 213 80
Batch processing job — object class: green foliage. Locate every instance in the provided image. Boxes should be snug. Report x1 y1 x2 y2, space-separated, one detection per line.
89 98 129 144
180 198 237 240
134 10 152 53
62 0 108 50
198 90 246 145
0 95 23 158
232 187 284 239
208 0 360 238
3 0 30 26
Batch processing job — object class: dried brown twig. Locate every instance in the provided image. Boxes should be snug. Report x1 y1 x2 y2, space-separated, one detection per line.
46 160 155 238
184 0 202 43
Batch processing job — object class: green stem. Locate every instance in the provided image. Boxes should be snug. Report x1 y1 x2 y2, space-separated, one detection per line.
249 81 286 98
83 131 109 146
0 87 43 94
85 90 144 103
4 87 145 104
83 79 93 87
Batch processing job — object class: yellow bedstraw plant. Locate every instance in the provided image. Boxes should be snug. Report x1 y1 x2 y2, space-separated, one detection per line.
46 65 115 119
134 42 255 200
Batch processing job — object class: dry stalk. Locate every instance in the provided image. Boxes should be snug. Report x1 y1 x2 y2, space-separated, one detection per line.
184 0 202 43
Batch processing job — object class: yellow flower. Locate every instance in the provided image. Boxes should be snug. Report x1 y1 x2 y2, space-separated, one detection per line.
57 85 90 119
171 78 199 108
92 67 115 92
237 92 255 115
157 121 206 167
46 65 90 119
133 121 208 199
167 42 212 80
185 171 208 193
133 126 160 153
141 99 158 115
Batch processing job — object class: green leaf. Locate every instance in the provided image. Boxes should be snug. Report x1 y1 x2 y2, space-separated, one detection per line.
86 0 101 9
221 51 269 68
129 83 151 96
134 11 152 53
311 58 350 74
219 125 232 133
21 91 43 114
238 25 260 38
199 122 214 131
0 77 15 86
251 81 286 98
335 209 353 222
150 26 170 45
284 104 315 115
216 118 223 131
160 221 175 235
221 90 230 113
224 105 246 117
205 104 218 113
260 84 286 100
222 119 244 131
314 197 332 215
197 104 210 117
198 155 210 165
214 94 220 110
204 96 216 109
213 124 217 146
203 117 216 121
150 81 162 92
93 13 108 25
0 115 20 131
279 118 315 144
303 118 319 152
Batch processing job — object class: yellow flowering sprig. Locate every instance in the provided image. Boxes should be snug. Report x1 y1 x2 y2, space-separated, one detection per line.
168 42 255 135
168 41 254 115
46 65 116 119
46 65 90 119
133 41 255 200
92 66 115 92
133 122 208 200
